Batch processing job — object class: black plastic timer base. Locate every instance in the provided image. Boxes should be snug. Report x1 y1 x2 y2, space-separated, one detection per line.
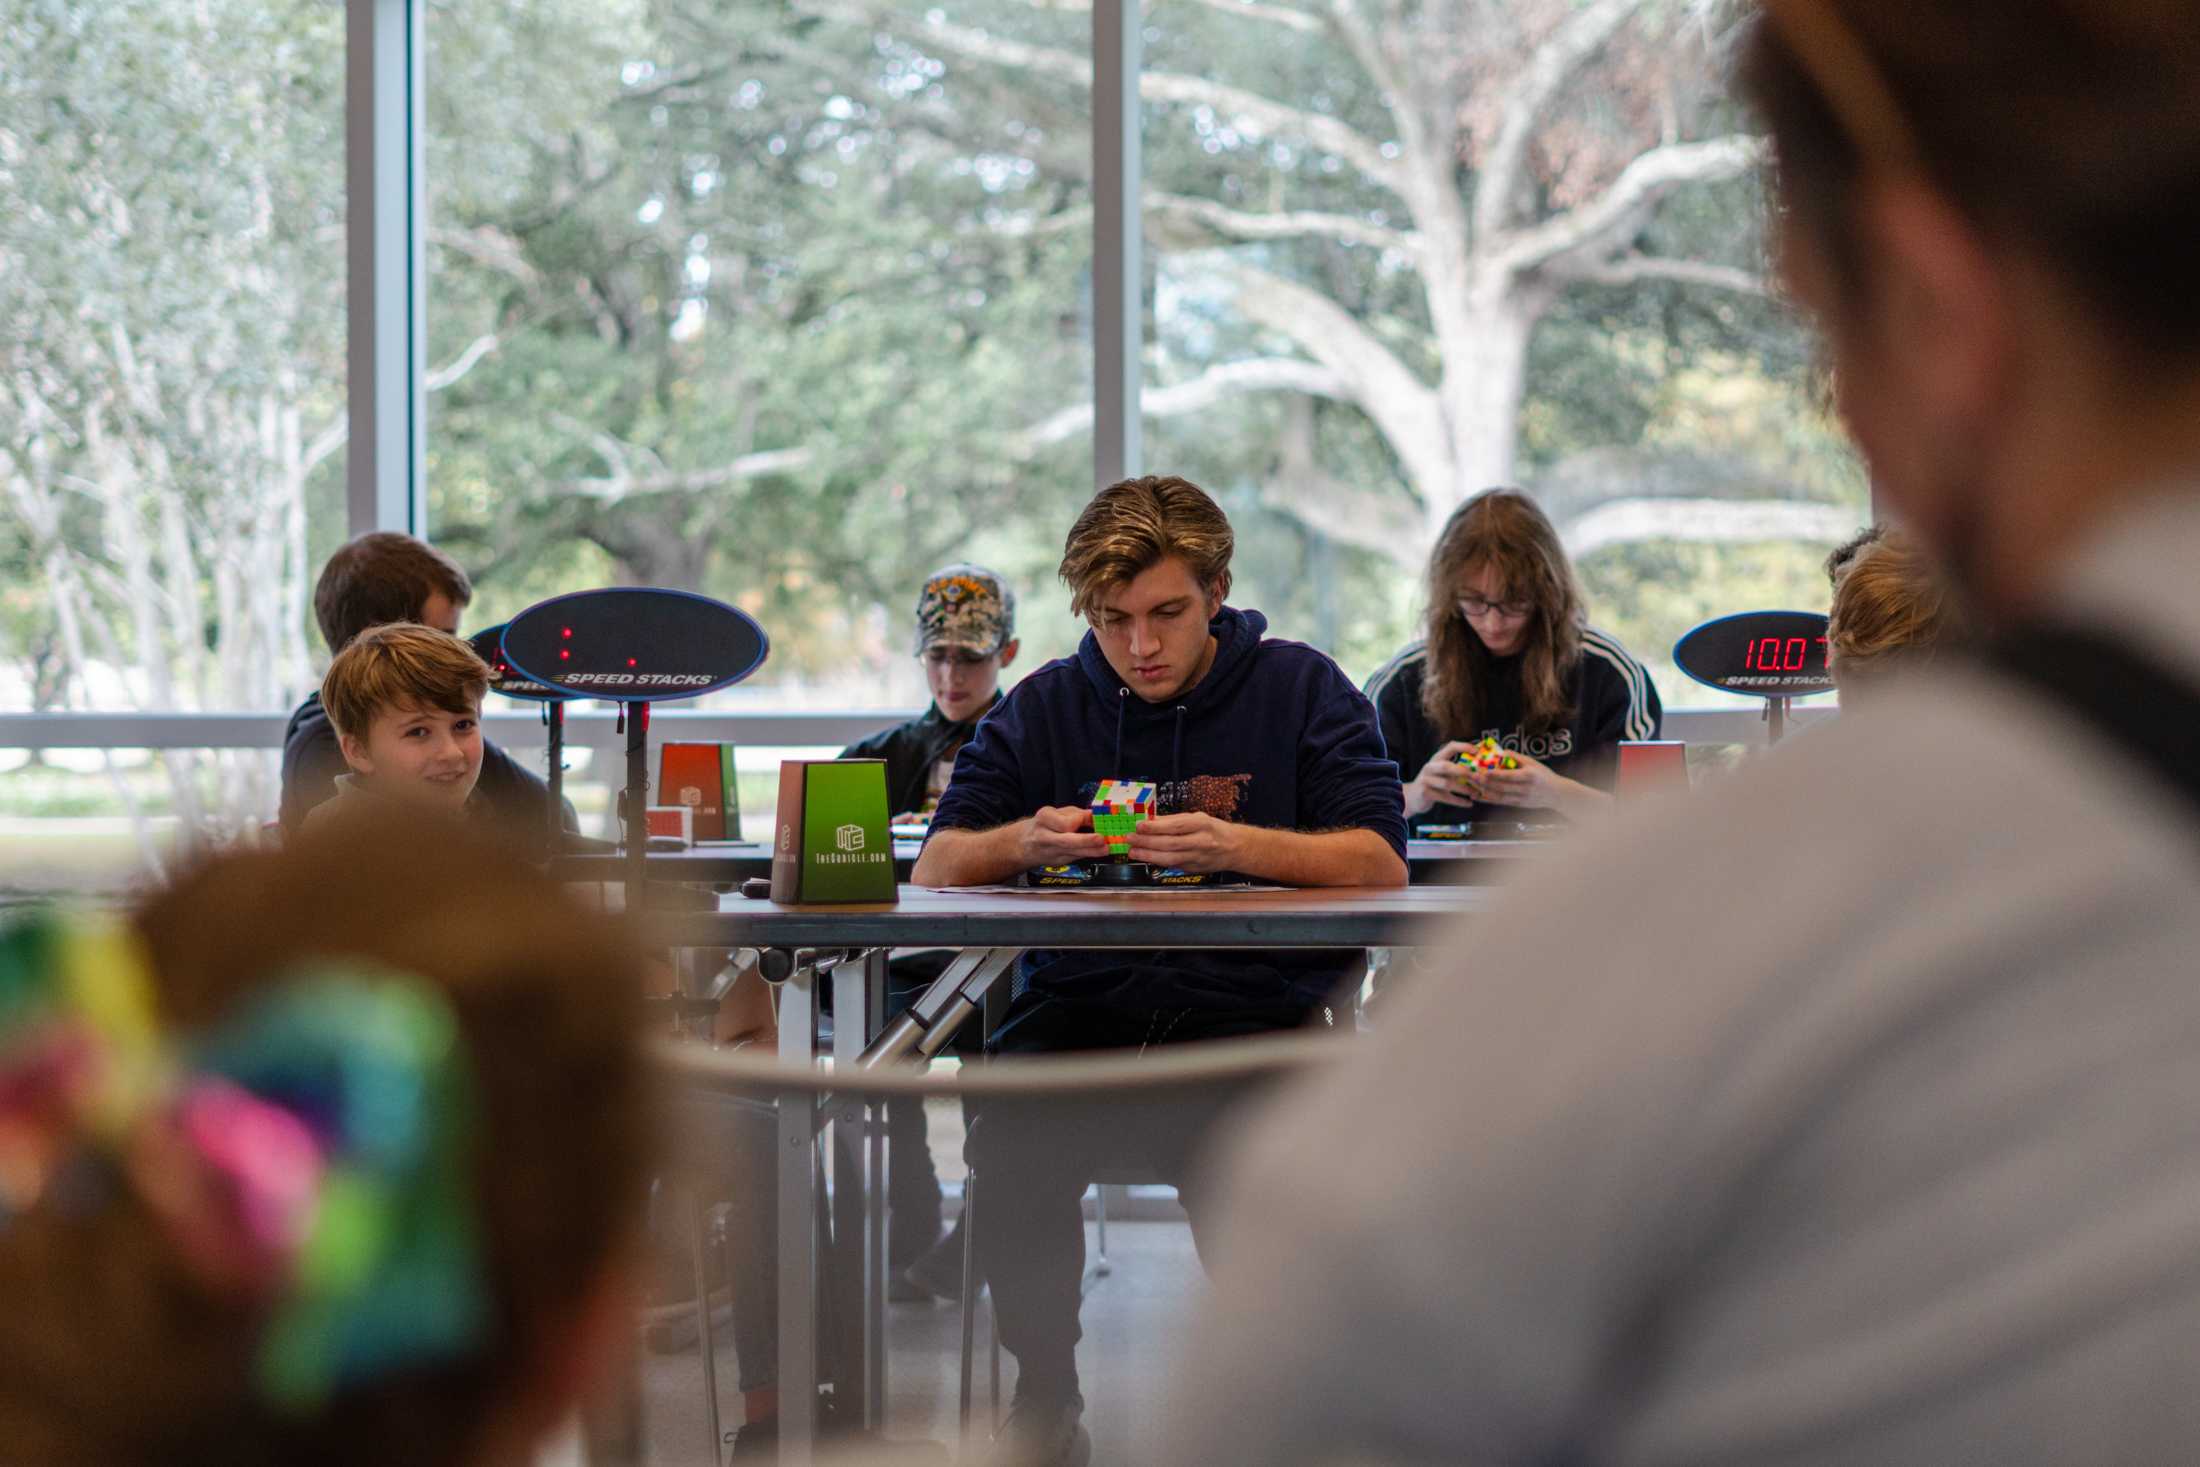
1091 860 1155 887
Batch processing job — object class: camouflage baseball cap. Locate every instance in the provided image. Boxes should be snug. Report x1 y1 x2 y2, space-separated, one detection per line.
914 563 1016 656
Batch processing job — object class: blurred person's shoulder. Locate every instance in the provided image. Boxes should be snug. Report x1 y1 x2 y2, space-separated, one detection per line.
1449 663 2200 1040
1511 482 2200 967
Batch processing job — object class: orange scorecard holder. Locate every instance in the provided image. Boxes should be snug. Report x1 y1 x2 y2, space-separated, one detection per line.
1615 741 1690 798
660 741 741 841
770 759 898 904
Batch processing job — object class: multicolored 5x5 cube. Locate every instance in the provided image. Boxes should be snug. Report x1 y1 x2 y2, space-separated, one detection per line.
1091 778 1158 857
1457 736 1520 772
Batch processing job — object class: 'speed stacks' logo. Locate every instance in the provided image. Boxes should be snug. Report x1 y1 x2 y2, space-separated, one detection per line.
835 823 866 852
559 672 717 687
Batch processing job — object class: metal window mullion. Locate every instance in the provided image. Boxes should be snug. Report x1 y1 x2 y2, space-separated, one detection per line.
1092 0 1142 489
345 0 426 537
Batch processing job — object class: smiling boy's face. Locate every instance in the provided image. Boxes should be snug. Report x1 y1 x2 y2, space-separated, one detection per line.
339 698 484 811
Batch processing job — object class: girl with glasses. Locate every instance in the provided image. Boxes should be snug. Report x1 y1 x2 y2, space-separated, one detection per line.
1363 488 1661 830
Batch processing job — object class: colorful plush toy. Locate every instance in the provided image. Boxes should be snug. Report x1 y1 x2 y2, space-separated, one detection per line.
1090 779 1157 858
1458 737 1520 772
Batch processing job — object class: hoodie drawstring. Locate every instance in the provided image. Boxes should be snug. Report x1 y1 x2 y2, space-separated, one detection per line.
1112 689 1190 787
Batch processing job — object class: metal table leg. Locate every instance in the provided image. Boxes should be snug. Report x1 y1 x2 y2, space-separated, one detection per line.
688 1187 724 1452
863 947 890 1429
776 959 819 1463
828 956 881 1432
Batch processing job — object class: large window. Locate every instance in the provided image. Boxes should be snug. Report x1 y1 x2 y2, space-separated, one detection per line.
1141 0 1866 697
0 1 1869 883
0 1 348 889
425 0 1097 714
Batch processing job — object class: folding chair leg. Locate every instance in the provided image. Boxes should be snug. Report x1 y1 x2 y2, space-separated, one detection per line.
688 1189 724 1456
958 1168 980 1441
988 1298 1002 1424
1093 1184 1112 1278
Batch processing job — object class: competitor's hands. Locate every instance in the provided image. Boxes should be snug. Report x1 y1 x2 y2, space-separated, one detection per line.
1462 749 1559 809
1018 805 1111 866
1126 812 1245 873
1404 741 1478 817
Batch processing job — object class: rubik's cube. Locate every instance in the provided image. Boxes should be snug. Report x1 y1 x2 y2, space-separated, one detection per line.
1458 737 1520 772
1091 779 1157 857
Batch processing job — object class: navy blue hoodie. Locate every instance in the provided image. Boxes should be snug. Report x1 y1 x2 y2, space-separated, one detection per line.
927 606 1406 1014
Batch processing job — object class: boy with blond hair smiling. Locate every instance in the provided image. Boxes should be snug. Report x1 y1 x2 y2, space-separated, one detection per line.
308 622 491 829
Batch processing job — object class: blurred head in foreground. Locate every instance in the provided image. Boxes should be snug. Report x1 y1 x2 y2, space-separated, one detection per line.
0 816 653 1467
1746 0 2200 612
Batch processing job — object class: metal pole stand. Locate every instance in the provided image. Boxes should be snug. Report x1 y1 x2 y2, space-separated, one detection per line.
619 700 651 901
544 698 567 851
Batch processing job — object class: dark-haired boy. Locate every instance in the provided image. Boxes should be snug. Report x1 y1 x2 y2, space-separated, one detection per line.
280 531 569 844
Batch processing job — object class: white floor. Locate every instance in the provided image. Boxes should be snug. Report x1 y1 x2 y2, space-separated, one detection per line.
631 1216 1206 1466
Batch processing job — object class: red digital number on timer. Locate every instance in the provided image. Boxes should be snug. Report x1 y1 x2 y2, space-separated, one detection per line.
1742 636 1829 672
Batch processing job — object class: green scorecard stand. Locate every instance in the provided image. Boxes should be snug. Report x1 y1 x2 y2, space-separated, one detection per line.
771 759 898 904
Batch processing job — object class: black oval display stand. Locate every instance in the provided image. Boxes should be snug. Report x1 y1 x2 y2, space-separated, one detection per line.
1673 609 1834 745
502 587 768 701
502 588 771 893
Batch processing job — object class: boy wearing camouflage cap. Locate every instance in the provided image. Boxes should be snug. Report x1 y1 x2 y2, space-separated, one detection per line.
844 563 1021 823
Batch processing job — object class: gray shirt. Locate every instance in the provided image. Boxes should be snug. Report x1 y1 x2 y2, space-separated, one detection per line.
1157 486 2200 1467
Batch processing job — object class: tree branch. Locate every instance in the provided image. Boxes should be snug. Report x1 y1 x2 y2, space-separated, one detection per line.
1562 254 1767 295
882 9 1406 189
1142 69 1400 187
1491 134 1766 278
1474 0 1646 245
552 446 817 501
1257 470 1423 560
1560 497 1862 559
1200 257 1452 504
427 225 539 286
613 60 735 106
1181 0 1326 35
1146 192 1416 253
1325 0 1406 104
426 332 503 392
1019 356 1351 449
284 332 505 486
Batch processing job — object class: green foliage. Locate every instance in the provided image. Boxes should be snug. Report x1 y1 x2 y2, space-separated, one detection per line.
6 0 1867 748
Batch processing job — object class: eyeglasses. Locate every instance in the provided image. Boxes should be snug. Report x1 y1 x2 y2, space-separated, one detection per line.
1457 596 1533 621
